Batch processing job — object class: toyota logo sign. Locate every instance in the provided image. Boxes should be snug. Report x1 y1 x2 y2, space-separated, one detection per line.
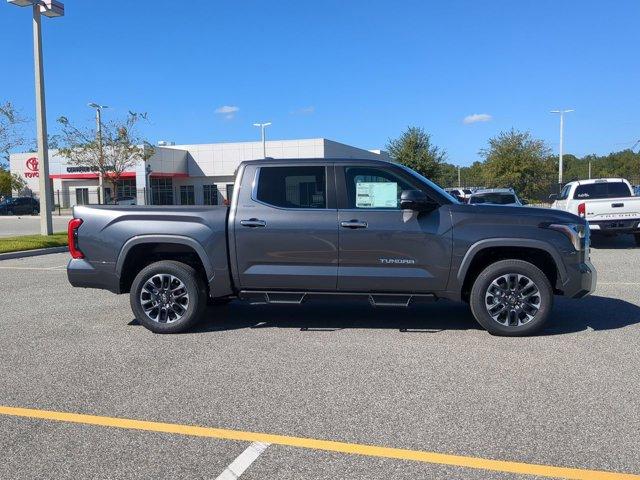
25 157 40 178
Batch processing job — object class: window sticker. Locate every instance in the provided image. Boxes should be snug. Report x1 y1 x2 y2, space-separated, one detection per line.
356 182 398 208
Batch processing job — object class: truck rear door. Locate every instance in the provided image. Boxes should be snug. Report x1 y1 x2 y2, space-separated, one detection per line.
232 163 338 290
335 163 452 293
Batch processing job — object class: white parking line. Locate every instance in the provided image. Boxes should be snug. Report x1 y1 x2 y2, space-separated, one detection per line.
214 442 270 480
0 266 66 271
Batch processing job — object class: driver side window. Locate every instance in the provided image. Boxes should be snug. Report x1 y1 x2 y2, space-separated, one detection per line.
344 167 417 209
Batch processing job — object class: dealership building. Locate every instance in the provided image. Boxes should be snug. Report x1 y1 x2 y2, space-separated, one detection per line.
9 138 390 207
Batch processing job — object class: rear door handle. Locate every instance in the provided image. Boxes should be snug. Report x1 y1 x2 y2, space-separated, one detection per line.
240 219 266 227
341 220 368 229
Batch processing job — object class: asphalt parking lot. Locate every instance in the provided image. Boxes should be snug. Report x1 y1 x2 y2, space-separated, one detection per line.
0 237 639 479
0 215 72 237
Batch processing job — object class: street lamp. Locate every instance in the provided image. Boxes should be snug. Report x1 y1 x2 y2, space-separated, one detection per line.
253 122 272 158
88 103 108 203
8 0 65 235
550 109 574 193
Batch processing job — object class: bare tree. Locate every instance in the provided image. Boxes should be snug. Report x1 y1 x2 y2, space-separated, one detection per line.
0 101 27 167
57 112 154 201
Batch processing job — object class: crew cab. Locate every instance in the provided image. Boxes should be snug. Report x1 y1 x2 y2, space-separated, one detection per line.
550 178 640 245
67 158 596 336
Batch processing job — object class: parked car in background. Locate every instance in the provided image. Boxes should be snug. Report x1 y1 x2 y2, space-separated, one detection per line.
0 196 40 215
445 188 474 202
550 178 640 245
114 196 137 206
468 188 524 206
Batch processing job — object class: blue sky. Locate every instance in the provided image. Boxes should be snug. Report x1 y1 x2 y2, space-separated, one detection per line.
1 0 639 166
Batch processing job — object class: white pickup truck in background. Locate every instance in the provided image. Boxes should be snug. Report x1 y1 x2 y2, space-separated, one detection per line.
550 178 640 246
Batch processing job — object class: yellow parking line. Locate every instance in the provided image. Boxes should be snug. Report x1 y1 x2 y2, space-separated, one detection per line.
0 406 638 479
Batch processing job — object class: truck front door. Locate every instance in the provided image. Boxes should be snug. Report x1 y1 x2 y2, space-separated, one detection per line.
336 164 452 293
232 164 338 290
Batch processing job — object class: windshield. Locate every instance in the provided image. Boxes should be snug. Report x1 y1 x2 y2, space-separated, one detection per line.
0 198 14 205
395 163 460 204
470 193 517 205
573 182 632 199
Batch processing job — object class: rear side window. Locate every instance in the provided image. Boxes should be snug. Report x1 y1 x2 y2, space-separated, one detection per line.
573 182 632 199
256 166 326 209
470 193 517 205
558 184 571 200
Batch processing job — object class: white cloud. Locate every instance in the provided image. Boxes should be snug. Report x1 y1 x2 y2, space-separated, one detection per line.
463 113 492 124
215 105 239 119
291 106 315 115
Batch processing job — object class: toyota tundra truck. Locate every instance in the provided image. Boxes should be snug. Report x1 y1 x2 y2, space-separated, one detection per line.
550 178 640 245
67 158 596 336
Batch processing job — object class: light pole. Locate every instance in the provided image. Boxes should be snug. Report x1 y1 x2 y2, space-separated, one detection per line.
457 166 461 188
8 0 64 235
88 103 108 203
550 109 574 193
253 122 272 158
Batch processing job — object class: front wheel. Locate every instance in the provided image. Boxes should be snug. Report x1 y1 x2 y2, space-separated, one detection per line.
130 260 206 333
469 259 553 336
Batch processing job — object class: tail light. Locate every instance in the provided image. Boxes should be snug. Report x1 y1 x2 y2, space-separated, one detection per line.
577 202 586 218
68 218 84 259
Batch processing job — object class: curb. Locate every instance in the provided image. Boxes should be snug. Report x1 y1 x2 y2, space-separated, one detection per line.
0 246 68 261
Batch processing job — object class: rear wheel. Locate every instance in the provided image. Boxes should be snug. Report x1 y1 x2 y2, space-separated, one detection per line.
130 260 206 333
470 259 553 336
634 233 640 247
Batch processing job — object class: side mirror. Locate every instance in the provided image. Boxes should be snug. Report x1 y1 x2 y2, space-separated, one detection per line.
548 194 557 201
400 190 438 212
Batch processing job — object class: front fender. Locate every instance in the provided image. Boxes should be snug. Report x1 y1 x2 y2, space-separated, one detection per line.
455 238 568 285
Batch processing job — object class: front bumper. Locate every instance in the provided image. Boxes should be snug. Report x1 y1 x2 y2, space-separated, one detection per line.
67 258 120 293
561 257 597 298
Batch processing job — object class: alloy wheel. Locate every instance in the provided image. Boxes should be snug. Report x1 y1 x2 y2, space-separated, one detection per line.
484 273 541 327
139 273 190 323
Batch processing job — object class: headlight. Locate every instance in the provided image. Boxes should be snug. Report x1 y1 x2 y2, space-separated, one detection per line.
547 223 588 251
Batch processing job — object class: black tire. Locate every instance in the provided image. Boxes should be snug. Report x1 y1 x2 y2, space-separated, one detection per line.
634 233 640 247
6 209 14 216
469 259 553 336
130 260 206 334
207 297 232 306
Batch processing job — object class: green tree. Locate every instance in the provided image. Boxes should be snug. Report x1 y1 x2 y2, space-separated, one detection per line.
0 167 27 196
480 129 554 201
387 127 447 182
57 112 154 200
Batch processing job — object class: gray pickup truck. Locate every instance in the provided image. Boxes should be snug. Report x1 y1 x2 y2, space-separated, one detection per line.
67 158 596 336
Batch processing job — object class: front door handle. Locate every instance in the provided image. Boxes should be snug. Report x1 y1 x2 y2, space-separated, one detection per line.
240 219 267 227
341 220 368 229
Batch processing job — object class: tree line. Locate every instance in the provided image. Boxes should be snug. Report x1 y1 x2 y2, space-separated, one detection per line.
387 127 640 201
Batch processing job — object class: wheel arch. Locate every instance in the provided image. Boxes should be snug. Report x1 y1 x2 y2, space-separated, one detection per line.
457 239 567 302
116 235 213 294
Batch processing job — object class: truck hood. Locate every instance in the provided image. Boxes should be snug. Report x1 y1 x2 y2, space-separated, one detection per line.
451 204 584 225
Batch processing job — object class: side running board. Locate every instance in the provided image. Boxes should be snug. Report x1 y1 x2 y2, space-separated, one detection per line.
239 291 436 307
